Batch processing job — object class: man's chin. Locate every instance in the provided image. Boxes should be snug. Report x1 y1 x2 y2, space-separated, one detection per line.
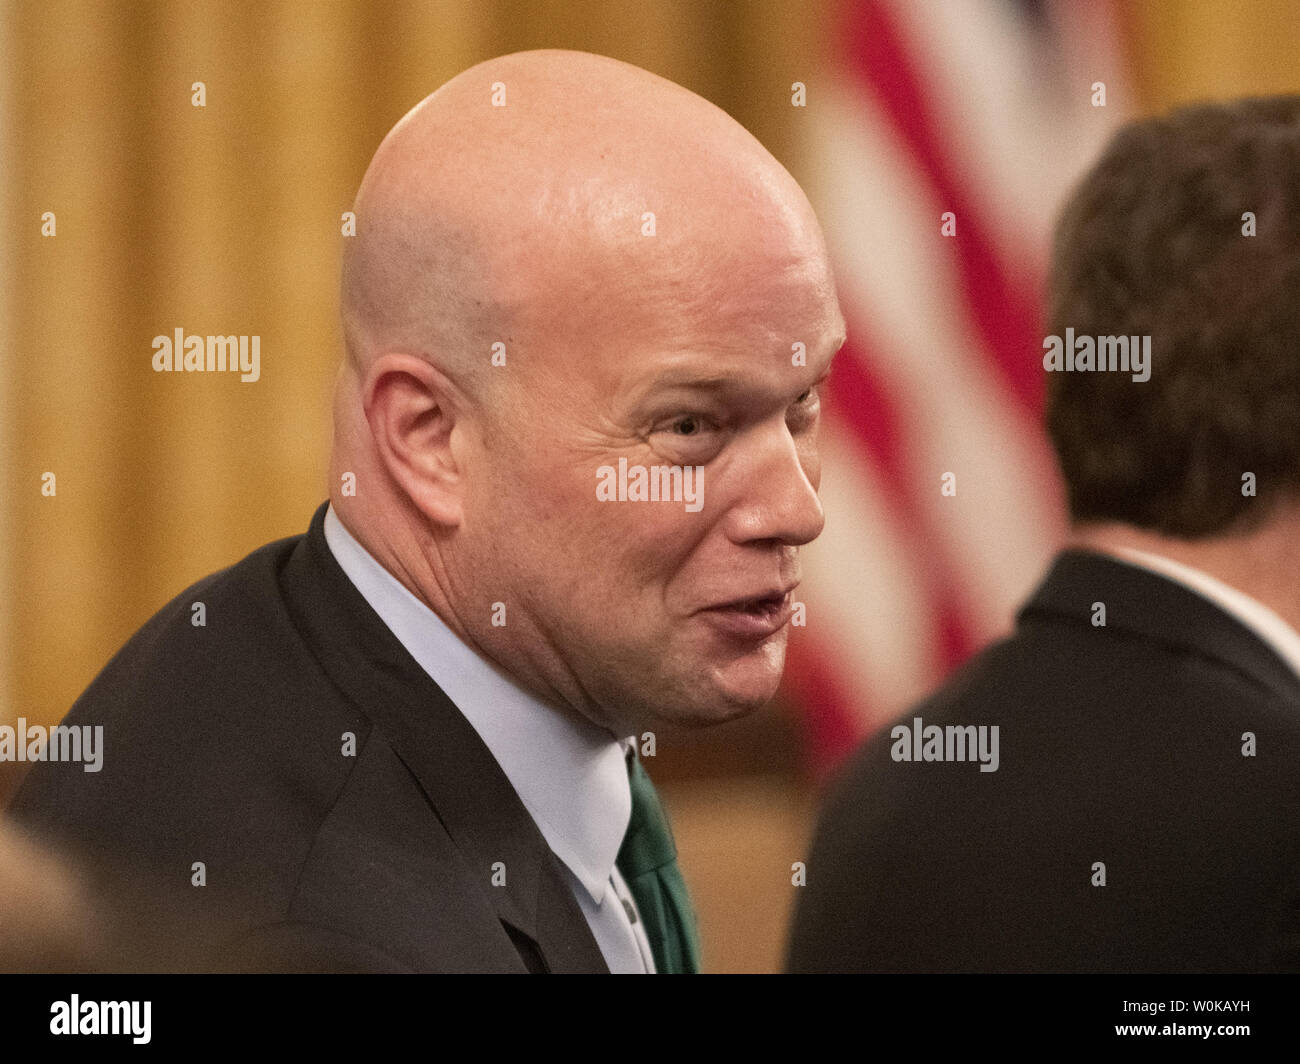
672 649 787 726
604 634 787 730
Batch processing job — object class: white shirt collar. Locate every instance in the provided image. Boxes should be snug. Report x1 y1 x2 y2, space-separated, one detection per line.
1109 546 1300 680
322 504 632 905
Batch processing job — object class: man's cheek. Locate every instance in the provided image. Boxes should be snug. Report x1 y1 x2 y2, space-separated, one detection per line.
500 466 586 526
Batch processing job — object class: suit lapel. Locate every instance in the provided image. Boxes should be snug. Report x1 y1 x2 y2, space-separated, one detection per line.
280 502 609 973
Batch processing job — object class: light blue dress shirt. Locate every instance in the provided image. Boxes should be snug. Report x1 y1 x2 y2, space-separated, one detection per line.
322 504 655 973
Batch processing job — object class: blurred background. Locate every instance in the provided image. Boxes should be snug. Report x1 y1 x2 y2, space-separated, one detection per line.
3 0 1300 972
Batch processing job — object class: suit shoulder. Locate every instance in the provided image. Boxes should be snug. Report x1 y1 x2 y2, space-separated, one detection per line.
7 525 371 932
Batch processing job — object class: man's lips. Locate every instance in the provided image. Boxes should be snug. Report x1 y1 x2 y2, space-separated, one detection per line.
696 587 798 639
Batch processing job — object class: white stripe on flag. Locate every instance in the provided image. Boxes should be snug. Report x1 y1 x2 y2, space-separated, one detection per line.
883 0 1128 278
800 417 942 728
805 85 1062 639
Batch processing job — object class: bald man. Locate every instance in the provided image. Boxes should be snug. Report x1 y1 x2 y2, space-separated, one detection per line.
7 50 845 973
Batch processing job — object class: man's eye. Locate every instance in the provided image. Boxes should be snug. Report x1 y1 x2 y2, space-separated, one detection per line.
653 414 724 461
795 389 812 404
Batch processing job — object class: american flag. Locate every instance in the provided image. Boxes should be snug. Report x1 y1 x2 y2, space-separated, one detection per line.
786 0 1134 775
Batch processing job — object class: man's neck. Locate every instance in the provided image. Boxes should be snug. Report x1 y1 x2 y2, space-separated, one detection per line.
325 498 625 738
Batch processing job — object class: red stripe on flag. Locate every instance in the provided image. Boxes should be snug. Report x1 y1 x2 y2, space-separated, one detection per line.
826 332 980 671
837 0 1045 413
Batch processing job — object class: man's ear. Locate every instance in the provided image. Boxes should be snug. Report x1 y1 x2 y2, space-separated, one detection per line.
362 353 466 527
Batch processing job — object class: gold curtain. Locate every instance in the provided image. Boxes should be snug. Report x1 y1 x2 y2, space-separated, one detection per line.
1129 0 1300 110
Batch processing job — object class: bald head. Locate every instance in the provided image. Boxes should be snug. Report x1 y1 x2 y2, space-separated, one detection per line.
339 49 831 397
332 49 843 734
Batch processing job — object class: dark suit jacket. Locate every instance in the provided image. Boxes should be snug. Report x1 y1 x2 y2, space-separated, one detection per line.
786 549 1300 973
6 502 609 972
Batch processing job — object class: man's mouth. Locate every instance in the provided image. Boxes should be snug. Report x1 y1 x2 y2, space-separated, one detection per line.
697 589 797 640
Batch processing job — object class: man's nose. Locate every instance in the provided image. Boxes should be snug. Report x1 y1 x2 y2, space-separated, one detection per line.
722 426 825 547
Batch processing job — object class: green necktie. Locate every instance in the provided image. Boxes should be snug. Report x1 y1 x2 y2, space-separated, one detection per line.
615 751 701 974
